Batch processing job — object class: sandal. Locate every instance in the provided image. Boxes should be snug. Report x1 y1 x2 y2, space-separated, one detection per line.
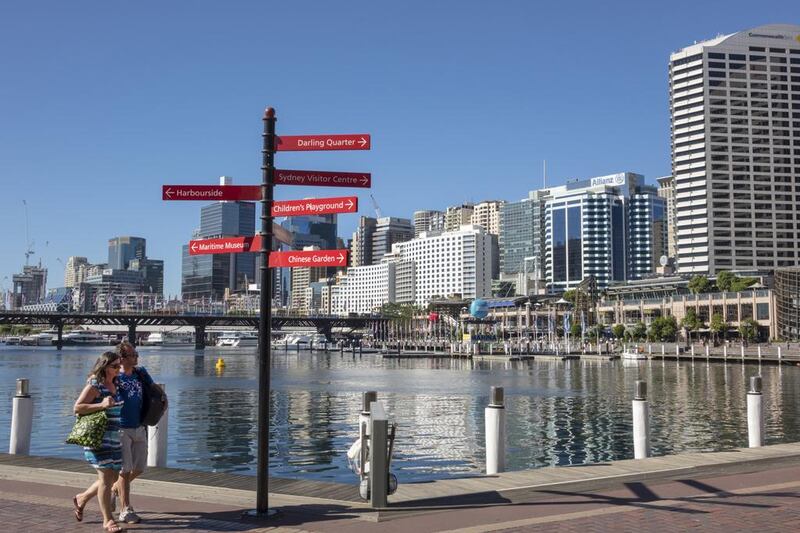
72 495 84 522
104 519 123 532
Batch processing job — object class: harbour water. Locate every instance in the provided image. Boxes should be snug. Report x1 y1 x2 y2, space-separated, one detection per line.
1 345 799 484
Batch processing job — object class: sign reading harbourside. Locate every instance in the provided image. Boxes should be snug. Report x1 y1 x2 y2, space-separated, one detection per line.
272 196 357 217
162 185 261 201
275 134 370 151
188 236 347 267
274 169 371 188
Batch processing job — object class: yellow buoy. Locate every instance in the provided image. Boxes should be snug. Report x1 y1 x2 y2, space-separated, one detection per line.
215 357 226 369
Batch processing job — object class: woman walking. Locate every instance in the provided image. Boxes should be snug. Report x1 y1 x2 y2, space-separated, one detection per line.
71 351 125 532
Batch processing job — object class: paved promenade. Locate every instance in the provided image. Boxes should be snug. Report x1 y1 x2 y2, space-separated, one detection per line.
2 443 800 532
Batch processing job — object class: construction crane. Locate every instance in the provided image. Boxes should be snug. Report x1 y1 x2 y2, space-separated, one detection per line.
369 194 383 218
22 200 35 266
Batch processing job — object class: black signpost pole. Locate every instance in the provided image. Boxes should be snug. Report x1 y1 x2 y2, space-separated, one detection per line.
255 107 276 517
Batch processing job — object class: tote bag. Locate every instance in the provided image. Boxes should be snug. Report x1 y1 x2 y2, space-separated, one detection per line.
66 410 108 449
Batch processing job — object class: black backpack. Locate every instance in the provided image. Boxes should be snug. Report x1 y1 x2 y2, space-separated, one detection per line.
136 368 168 426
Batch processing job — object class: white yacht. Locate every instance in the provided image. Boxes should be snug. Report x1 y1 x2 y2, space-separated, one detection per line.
277 333 329 349
20 333 54 346
622 348 648 361
216 331 259 347
143 331 194 346
63 331 108 346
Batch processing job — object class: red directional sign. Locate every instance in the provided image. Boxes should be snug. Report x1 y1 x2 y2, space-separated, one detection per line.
269 249 348 268
272 196 357 217
274 169 371 188
162 185 261 201
188 236 348 268
276 134 370 152
189 236 257 255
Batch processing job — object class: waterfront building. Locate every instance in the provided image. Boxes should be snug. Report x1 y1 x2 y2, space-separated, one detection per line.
332 225 493 312
544 172 666 292
413 210 445 237
499 190 550 295
470 200 505 235
11 264 47 309
64 256 88 288
444 204 474 232
108 236 146 270
350 216 377 267
332 262 397 315
656 176 677 259
371 217 413 264
181 177 257 300
290 261 327 310
670 24 800 274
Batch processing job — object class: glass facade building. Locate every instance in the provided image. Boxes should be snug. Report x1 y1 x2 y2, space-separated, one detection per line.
545 173 665 292
499 190 548 278
776 268 800 339
181 201 256 300
108 236 146 270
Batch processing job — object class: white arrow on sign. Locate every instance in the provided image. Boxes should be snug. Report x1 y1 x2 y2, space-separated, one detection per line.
165 188 174 199
360 176 368 185
345 199 354 209
359 137 367 147
338 253 345 262
191 242 198 252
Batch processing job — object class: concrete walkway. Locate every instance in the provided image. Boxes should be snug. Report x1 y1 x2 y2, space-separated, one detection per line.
1 443 800 531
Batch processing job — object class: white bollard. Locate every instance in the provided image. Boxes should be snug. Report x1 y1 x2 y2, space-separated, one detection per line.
724 345 728 359
9 379 33 455
661 344 665 357
147 384 169 467
691 345 695 358
747 376 764 448
705 345 710 358
485 386 505 475
741 345 745 361
676 345 680 356
632 380 650 459
778 346 782 362
757 345 762 360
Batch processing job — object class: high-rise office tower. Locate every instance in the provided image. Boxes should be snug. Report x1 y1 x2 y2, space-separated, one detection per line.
544 173 665 292
670 24 800 274
371 217 414 264
182 177 257 300
413 210 445 237
499 190 549 293
108 237 146 270
351 216 377 266
129 258 164 296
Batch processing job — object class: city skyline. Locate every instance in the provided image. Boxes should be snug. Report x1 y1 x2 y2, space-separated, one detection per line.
0 1 795 297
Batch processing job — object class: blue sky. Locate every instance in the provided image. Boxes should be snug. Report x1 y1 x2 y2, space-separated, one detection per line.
0 1 795 297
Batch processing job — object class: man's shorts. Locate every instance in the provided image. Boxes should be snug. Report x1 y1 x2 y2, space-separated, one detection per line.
120 426 148 473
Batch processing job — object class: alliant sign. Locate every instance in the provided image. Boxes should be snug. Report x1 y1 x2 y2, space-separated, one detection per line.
163 185 261 201
274 169 371 188
272 196 357 217
276 134 370 152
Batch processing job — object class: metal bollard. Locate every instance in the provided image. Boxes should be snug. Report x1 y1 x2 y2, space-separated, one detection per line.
147 384 168 467
747 376 764 448
9 379 33 455
632 380 650 459
485 386 506 474
369 401 389 508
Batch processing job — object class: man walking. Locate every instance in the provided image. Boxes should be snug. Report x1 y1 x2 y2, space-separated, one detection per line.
112 341 155 524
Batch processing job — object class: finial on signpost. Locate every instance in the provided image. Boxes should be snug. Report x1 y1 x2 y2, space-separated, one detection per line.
264 107 275 119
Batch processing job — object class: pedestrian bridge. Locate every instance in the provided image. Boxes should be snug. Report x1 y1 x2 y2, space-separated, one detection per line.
0 311 389 349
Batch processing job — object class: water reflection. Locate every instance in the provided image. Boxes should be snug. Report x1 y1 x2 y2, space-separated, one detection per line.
1 345 799 483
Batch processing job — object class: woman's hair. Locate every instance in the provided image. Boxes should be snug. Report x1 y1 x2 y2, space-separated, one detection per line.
88 351 121 382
